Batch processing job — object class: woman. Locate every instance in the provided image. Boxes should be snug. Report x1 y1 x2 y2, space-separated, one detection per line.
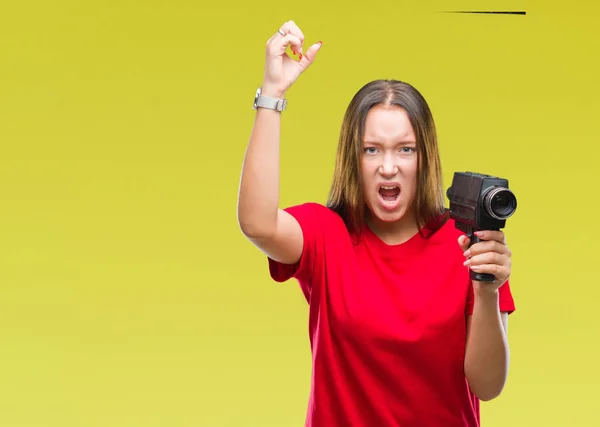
237 20 516 427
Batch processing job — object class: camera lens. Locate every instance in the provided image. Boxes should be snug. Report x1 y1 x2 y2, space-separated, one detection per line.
483 187 517 220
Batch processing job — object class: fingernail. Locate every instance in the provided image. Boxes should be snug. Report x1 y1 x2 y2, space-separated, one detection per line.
299 53 303 60
463 250 470 257
292 50 297 55
463 259 470 266
470 265 480 271
474 231 483 236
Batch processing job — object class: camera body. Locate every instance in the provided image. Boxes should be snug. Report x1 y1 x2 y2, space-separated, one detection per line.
446 171 517 282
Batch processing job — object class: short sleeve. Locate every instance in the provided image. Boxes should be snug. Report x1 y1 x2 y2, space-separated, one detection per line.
465 280 516 315
267 203 326 301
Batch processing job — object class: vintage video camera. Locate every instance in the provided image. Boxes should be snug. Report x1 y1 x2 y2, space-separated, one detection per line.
446 172 517 283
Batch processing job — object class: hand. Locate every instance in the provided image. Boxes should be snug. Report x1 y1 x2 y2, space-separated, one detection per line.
458 230 512 291
262 20 323 98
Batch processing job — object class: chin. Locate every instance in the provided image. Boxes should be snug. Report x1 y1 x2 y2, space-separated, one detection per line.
368 203 409 224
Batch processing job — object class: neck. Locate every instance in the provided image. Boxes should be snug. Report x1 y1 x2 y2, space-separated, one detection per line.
366 211 420 245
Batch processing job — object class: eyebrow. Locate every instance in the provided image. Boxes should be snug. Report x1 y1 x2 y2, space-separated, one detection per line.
363 140 417 145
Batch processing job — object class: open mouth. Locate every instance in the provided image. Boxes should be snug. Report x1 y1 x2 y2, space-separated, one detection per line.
378 185 401 203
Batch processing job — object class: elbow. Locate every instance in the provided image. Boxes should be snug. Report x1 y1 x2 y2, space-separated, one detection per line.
237 202 277 239
464 351 510 402
238 220 262 239
466 375 507 402
237 216 274 240
474 387 504 402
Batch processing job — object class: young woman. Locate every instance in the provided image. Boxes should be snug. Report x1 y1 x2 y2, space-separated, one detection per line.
237 20 516 427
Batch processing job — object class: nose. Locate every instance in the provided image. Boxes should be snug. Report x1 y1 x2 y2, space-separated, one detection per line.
379 153 398 177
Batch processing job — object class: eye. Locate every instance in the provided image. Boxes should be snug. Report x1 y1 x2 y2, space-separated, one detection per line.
364 147 378 154
400 147 416 153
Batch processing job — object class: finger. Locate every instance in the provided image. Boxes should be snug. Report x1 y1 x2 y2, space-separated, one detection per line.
268 34 303 58
464 252 510 268
458 235 470 253
466 240 511 257
474 230 506 244
469 264 509 282
271 21 305 57
284 20 305 55
267 26 286 44
298 41 323 67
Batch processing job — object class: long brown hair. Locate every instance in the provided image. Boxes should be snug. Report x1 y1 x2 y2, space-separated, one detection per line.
326 79 447 238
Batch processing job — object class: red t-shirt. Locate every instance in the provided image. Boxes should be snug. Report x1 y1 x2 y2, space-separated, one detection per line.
268 202 515 427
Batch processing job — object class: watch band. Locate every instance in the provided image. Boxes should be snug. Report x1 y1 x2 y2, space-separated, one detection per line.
253 87 287 112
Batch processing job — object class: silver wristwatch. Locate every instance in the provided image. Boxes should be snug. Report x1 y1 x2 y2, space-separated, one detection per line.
252 87 287 112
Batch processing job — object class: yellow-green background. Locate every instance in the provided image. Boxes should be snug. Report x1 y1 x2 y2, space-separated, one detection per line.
1 0 598 426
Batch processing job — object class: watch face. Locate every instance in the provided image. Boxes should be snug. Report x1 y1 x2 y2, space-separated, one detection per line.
253 87 261 109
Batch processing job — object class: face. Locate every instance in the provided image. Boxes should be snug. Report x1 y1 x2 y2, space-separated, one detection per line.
361 104 418 231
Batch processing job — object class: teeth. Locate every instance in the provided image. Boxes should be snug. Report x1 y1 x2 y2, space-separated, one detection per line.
381 186 398 190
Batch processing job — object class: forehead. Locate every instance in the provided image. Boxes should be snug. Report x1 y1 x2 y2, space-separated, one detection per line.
363 105 415 142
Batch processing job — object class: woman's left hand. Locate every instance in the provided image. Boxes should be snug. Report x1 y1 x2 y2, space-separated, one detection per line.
458 230 512 291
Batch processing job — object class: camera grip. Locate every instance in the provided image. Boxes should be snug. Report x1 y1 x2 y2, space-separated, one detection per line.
468 233 496 282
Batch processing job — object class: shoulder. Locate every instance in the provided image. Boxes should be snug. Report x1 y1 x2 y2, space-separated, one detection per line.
283 202 347 230
268 203 350 287
284 201 335 215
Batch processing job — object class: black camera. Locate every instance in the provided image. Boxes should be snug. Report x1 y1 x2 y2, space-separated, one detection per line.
446 172 517 283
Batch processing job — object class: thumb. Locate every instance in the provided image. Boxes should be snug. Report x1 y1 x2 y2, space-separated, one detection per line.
298 41 322 68
458 235 470 253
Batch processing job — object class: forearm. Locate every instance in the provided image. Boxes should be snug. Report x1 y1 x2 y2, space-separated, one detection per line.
464 287 509 401
237 98 283 238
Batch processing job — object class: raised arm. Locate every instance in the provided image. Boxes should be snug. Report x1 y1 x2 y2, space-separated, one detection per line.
237 20 322 265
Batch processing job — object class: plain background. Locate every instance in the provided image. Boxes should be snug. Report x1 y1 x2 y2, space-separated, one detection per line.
1 0 598 425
